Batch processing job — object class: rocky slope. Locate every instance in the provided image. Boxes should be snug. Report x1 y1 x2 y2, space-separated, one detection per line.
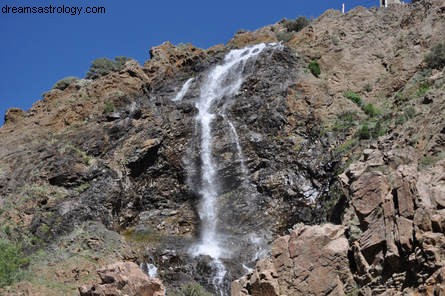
0 0 444 295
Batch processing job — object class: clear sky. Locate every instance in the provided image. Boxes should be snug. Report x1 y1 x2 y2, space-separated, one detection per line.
0 0 399 125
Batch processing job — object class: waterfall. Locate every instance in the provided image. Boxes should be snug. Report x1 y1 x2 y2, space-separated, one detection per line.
172 77 194 102
223 114 248 178
190 43 273 258
171 42 282 295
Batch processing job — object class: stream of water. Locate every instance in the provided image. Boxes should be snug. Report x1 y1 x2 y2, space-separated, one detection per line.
174 42 282 295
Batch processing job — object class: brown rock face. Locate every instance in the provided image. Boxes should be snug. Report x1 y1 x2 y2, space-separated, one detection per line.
232 224 355 296
4 107 26 124
79 261 165 296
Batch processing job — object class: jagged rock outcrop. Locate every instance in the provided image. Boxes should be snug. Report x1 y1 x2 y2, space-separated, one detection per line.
79 261 165 296
232 224 355 296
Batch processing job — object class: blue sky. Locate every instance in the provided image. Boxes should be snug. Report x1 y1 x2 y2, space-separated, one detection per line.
0 0 391 125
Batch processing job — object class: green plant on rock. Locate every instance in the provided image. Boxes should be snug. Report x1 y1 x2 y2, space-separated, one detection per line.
343 90 362 106
0 239 29 288
276 31 293 43
103 100 116 114
357 124 371 140
282 16 310 32
171 283 213 296
52 76 79 91
424 42 445 70
308 60 321 77
362 103 381 117
416 83 430 97
86 56 131 80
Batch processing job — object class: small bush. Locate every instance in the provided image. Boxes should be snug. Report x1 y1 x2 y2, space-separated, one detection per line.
52 76 79 91
416 83 430 97
424 43 445 69
344 90 362 106
362 103 381 117
371 121 386 138
0 239 29 288
308 60 321 77
276 31 293 42
357 124 371 140
103 101 115 114
172 283 213 296
283 16 310 32
331 35 340 46
86 56 131 79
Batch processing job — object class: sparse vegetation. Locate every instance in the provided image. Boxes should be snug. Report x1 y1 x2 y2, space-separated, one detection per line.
363 83 373 93
357 124 371 139
172 282 213 296
424 42 445 70
86 56 131 79
331 35 340 46
276 31 293 43
103 100 116 114
0 239 29 288
52 76 79 91
416 83 430 97
333 111 359 132
308 60 321 77
395 106 416 125
343 90 362 106
282 16 310 32
362 103 381 117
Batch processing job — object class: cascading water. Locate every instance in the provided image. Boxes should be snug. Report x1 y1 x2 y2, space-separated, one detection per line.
223 114 248 178
173 42 282 295
173 77 194 102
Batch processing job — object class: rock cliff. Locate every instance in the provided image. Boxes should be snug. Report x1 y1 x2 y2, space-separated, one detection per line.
0 0 444 295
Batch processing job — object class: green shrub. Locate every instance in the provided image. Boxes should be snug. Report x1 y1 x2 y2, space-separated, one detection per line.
52 76 79 91
86 56 131 79
357 124 371 139
333 111 358 131
283 16 310 32
362 103 381 117
308 60 321 77
371 121 386 138
172 283 213 296
0 239 29 288
416 83 430 97
343 90 362 106
424 43 445 69
276 31 293 42
103 101 115 114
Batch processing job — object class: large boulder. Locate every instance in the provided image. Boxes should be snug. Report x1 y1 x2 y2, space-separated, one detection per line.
78 261 165 296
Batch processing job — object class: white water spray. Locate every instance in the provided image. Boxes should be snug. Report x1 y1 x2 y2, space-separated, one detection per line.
172 77 194 102
223 115 249 178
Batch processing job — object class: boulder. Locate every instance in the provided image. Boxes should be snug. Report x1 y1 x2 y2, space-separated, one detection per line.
78 261 165 296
